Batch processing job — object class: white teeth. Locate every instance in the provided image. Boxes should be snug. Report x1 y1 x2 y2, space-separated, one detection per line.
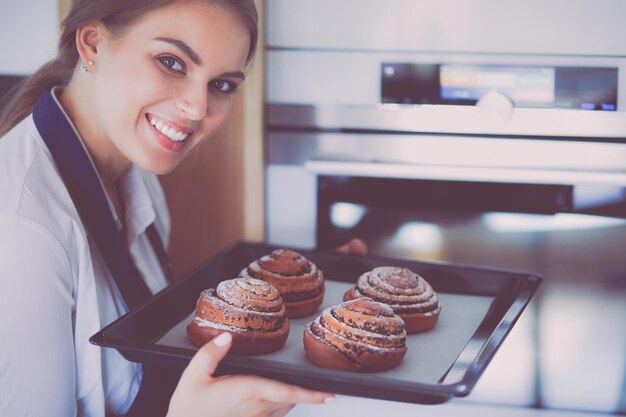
149 116 190 142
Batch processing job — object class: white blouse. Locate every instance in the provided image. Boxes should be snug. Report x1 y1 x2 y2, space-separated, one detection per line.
0 91 171 417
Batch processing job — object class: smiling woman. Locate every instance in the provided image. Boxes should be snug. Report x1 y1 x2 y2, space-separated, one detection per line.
0 1 333 417
61 1 250 180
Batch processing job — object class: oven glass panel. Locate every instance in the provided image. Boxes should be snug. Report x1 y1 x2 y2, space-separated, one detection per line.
317 175 626 413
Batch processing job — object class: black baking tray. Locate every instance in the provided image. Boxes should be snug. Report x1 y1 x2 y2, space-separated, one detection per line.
90 241 542 405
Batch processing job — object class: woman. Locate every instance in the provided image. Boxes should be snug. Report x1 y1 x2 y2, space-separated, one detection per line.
0 1 336 416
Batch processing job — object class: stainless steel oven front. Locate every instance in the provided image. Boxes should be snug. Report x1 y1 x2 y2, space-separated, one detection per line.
264 0 626 414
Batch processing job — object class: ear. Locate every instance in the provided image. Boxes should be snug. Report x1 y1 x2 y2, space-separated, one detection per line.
75 21 106 72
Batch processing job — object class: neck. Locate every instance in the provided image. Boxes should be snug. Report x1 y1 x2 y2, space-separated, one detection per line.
58 73 131 194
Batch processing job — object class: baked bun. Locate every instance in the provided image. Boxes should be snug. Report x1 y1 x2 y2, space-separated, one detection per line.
343 266 440 334
187 277 289 355
303 297 407 372
240 249 325 318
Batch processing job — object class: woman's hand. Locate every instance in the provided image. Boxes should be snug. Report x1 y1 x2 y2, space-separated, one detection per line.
336 238 368 255
167 332 335 417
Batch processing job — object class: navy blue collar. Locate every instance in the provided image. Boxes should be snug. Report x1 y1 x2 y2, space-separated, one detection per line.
33 89 154 310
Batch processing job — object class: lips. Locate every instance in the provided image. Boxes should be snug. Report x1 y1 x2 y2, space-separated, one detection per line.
146 113 193 142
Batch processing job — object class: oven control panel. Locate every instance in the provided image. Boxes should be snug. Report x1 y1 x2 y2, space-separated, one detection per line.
381 63 618 111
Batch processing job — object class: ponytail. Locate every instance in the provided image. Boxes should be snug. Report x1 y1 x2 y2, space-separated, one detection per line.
0 49 77 137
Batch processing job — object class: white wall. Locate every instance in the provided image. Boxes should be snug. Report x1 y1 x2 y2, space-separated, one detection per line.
0 0 59 75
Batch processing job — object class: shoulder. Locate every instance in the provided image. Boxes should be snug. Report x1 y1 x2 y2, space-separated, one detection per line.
0 116 46 210
0 115 67 212
0 116 86 278
0 115 46 162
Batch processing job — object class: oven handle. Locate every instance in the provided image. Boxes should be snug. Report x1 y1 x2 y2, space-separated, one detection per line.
304 159 626 186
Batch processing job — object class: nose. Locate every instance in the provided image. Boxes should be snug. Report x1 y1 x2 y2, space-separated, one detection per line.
175 83 208 121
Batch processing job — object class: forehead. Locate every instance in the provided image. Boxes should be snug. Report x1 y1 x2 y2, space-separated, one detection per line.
120 1 251 71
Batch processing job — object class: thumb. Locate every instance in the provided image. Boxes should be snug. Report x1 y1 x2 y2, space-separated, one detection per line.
181 332 232 383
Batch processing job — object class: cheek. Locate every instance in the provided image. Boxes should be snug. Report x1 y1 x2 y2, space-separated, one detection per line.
206 99 235 130
182 114 227 156
189 104 231 148
93 65 167 133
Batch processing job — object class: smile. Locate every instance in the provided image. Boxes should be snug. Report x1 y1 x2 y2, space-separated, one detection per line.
147 114 192 142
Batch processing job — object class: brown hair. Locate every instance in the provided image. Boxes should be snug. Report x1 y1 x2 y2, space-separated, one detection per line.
0 0 258 137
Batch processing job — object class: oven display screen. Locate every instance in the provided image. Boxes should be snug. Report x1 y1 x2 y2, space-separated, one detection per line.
381 63 618 111
440 65 555 105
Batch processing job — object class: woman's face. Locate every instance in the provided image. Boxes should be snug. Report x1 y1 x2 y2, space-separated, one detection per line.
91 1 251 174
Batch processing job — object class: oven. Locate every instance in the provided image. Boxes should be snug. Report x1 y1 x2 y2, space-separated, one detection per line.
263 0 626 414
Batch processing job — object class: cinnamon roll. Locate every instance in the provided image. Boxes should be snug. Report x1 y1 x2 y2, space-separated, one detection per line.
303 297 407 372
187 277 289 355
343 266 440 334
240 249 325 318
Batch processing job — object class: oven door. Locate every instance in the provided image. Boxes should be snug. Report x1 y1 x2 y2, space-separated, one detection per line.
265 130 626 414
316 176 626 413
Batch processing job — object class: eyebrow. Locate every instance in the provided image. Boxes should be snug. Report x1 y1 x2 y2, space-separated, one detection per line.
154 36 245 80
222 71 246 81
155 37 202 65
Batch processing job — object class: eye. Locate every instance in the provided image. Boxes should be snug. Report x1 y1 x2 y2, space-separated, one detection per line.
210 79 238 94
158 55 185 73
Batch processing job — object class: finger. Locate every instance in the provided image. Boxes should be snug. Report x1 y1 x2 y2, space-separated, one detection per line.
336 242 351 254
232 376 334 404
336 238 367 255
347 238 367 255
180 332 232 383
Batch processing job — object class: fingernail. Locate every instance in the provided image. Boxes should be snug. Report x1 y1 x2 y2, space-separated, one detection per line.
212 332 232 347
323 396 336 404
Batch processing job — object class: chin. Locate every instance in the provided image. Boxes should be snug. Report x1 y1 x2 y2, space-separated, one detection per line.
134 156 181 176
151 165 177 175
